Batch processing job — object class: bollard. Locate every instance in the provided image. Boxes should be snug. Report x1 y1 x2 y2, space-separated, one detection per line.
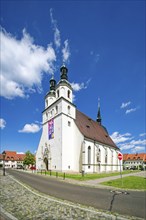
50 170 52 176
41 170 42 175
56 172 58 178
82 170 84 177
63 172 65 180
45 170 46 175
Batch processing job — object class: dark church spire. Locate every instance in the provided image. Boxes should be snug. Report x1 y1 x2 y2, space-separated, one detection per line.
60 64 68 80
50 73 56 91
96 98 102 125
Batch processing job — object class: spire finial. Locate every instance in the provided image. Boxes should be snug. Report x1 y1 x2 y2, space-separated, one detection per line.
96 97 102 125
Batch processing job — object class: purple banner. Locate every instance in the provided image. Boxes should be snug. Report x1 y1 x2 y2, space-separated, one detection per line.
48 119 54 139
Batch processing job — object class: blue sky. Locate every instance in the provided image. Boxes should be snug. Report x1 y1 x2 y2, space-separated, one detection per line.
0 1 145 155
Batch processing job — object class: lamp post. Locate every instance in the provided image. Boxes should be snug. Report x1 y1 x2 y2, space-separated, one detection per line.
2 152 6 176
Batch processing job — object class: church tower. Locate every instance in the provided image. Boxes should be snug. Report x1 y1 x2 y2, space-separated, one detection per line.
55 65 73 103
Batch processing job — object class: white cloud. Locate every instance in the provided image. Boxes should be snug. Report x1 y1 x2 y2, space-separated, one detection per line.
1 27 56 99
131 146 145 153
120 101 131 109
111 131 146 153
50 8 61 49
62 39 70 63
18 123 42 133
110 132 132 144
140 133 146 137
125 108 137 114
0 118 6 129
71 79 91 92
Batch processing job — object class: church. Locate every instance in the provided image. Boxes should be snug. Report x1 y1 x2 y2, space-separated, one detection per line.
36 65 121 173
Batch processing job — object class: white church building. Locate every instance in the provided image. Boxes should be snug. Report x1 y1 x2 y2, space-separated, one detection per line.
36 65 121 173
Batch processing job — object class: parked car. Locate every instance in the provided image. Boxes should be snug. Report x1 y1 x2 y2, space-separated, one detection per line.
30 166 36 170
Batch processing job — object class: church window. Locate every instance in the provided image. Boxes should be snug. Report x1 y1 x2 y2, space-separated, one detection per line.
46 112 48 120
68 106 71 114
52 109 54 116
88 146 91 165
56 106 58 114
105 149 108 163
68 90 70 99
68 121 71 126
46 100 48 107
57 90 59 98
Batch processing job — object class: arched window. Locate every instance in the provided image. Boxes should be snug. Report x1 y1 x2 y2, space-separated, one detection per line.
68 106 71 114
56 106 58 114
57 90 59 98
88 146 91 165
68 90 70 99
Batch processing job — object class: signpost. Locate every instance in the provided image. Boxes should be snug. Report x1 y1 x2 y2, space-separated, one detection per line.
118 152 123 187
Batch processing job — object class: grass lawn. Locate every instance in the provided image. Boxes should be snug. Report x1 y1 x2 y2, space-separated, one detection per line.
38 170 140 181
101 176 146 190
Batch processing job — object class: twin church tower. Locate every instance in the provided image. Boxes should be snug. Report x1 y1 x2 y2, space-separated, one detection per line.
36 65 120 173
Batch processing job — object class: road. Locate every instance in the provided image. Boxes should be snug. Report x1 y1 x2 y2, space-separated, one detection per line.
7 169 145 219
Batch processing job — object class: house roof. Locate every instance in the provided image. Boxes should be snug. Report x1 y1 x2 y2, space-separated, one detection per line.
123 153 146 162
75 110 118 149
1 151 25 161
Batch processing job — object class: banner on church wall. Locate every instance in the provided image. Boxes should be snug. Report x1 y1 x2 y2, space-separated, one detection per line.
48 119 54 139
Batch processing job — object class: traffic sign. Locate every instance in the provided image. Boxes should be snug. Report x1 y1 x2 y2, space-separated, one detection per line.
118 153 123 160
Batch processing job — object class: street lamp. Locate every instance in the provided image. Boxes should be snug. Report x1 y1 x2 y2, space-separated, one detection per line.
2 152 6 176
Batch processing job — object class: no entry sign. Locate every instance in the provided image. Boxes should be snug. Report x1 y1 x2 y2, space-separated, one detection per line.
118 153 123 160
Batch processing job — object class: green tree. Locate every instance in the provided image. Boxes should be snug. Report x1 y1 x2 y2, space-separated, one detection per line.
23 151 35 167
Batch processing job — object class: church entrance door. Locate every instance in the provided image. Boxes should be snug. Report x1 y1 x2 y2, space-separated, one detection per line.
44 158 48 170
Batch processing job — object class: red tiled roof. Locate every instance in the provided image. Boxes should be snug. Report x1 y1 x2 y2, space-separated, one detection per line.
75 110 118 149
1 151 25 161
123 153 146 161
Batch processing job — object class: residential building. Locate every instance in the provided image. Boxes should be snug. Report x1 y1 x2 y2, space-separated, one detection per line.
36 65 121 173
123 153 146 170
0 151 25 168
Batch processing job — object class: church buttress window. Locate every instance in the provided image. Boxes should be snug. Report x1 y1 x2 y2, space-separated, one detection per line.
88 146 91 166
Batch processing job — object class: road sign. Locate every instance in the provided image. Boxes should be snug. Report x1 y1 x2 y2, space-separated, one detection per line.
118 153 123 160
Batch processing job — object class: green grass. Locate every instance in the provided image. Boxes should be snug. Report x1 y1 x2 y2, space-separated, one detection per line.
101 176 146 190
38 170 140 181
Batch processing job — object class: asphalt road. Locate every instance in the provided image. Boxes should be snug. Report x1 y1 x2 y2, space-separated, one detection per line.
7 169 146 219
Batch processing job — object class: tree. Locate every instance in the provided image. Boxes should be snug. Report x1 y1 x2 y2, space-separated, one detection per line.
23 151 35 167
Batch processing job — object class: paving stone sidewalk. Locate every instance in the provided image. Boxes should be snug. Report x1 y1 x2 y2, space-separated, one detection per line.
0 170 144 220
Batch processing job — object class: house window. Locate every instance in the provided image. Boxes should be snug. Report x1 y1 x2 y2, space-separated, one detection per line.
68 90 70 99
88 146 91 165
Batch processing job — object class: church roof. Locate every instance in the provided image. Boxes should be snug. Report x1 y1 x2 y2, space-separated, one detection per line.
75 110 118 149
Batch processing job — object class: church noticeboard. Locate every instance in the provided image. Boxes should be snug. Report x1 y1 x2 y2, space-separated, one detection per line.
48 119 54 139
